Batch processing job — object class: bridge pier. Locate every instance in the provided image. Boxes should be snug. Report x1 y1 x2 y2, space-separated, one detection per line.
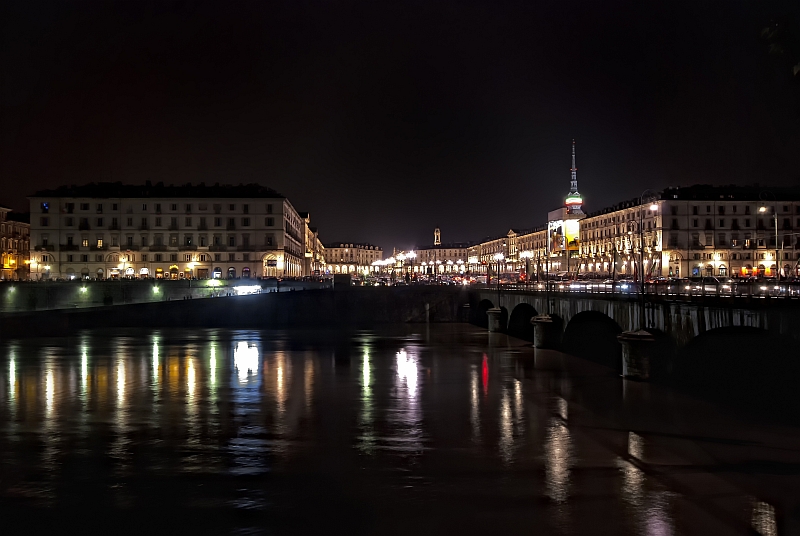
619 329 657 380
531 314 562 349
486 307 503 332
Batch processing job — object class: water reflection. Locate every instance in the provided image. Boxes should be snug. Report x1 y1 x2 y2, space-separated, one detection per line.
229 338 267 476
357 346 376 454
544 397 572 504
751 500 777 536
0 327 772 534
389 348 423 454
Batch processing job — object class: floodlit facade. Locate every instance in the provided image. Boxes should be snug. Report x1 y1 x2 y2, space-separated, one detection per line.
0 208 30 280
579 185 800 279
324 243 383 274
28 182 309 280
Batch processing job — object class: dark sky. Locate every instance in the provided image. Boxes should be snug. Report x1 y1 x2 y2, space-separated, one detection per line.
2 1 799 252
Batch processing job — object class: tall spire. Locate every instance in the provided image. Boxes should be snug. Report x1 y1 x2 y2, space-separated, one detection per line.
565 139 583 214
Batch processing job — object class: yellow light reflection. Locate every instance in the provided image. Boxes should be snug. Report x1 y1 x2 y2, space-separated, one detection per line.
304 356 314 410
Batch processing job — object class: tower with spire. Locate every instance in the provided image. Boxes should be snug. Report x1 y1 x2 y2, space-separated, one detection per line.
565 139 584 215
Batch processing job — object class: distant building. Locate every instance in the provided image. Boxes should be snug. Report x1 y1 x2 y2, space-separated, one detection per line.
413 228 470 274
323 242 383 275
0 208 30 280
27 182 311 280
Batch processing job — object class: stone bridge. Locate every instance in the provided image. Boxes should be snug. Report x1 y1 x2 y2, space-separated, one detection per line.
471 288 800 392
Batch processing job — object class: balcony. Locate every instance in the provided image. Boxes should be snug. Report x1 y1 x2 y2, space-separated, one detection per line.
78 223 91 231
198 224 208 231
149 245 167 252
109 224 120 230
168 224 179 231
237 245 255 252
209 245 227 252
90 245 108 251
139 225 149 231
226 224 236 231
179 245 198 251
34 244 55 251
61 244 79 251
123 245 140 251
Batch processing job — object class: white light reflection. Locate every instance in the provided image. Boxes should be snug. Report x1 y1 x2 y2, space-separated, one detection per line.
210 346 217 386
357 347 375 454
499 387 513 464
234 342 259 382
388 348 423 454
544 397 572 504
470 365 480 442
187 357 196 399
8 356 15 403
752 500 777 536
117 358 125 403
81 352 88 391
45 369 54 417
396 349 418 398
152 341 159 382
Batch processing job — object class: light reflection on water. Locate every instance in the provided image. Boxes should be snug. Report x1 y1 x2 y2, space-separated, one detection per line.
0 327 726 533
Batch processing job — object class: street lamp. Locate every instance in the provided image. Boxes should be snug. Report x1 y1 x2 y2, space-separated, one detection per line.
759 191 779 279
519 250 533 290
493 252 504 305
407 251 416 282
638 189 658 330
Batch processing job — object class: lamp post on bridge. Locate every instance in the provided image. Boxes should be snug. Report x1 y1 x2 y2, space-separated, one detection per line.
759 191 779 279
618 189 660 381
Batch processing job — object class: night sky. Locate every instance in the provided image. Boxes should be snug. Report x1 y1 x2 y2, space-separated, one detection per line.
2 1 799 252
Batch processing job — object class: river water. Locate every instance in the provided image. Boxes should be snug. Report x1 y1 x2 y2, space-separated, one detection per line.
0 324 788 534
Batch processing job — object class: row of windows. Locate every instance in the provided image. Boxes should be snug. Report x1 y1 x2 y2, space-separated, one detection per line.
43 202 276 214
40 233 278 248
39 216 278 228
62 253 256 263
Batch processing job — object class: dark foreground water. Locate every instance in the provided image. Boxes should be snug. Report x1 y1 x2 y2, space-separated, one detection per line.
0 324 795 535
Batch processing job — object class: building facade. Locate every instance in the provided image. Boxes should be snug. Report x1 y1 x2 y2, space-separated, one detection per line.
28 182 310 280
324 242 383 274
578 185 800 279
0 208 30 280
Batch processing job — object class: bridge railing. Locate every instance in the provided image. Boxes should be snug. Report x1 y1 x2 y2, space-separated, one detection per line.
478 280 800 301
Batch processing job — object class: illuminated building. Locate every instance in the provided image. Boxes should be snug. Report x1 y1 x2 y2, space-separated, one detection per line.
0 208 30 280
324 242 383 275
28 182 314 280
411 228 470 275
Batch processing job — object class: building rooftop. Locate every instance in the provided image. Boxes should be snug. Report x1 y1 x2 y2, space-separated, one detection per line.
30 181 286 199
7 213 30 224
413 242 474 250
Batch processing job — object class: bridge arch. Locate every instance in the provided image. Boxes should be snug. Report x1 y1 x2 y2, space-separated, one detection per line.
563 310 623 371
508 303 538 341
673 326 799 418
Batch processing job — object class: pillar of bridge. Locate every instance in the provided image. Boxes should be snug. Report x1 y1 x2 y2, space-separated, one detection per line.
531 314 562 349
486 307 503 333
618 329 657 380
